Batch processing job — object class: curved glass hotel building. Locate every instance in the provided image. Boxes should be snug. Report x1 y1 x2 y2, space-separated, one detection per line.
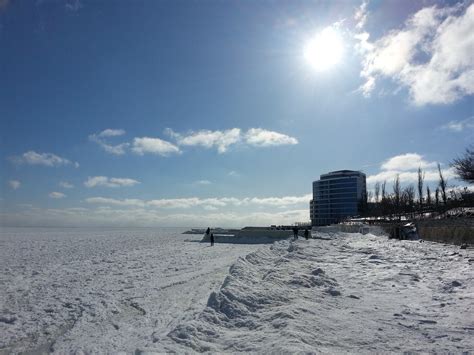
310 170 367 226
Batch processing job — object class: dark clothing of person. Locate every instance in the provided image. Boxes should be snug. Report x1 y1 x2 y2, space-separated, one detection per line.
206 227 211 235
304 229 309 240
210 233 215 246
293 227 299 239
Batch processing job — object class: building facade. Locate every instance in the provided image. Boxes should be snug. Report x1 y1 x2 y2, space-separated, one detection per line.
310 170 367 226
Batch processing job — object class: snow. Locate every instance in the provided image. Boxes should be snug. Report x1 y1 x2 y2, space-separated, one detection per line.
0 228 261 353
1 227 473 353
157 231 474 353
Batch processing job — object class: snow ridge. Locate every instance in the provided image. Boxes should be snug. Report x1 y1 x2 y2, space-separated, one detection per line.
158 232 474 353
166 239 332 352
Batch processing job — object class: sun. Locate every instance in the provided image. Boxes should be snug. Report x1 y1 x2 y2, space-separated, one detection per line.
304 27 344 71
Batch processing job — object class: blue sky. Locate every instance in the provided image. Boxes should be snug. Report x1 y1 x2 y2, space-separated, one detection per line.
1 0 473 227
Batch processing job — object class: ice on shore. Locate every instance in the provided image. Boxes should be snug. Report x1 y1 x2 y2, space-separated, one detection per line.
1 228 473 353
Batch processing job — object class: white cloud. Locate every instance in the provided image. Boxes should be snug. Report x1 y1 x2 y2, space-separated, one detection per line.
247 194 312 206
440 117 474 132
367 168 457 185
380 153 437 171
13 151 77 167
85 197 145 207
97 129 125 137
2 207 310 228
357 3 474 105
244 128 298 147
89 129 129 156
131 137 181 156
99 142 130 155
167 128 241 154
65 0 82 12
147 197 214 209
59 181 74 189
91 127 299 157
166 128 298 153
228 170 240 177
49 192 66 199
358 74 375 97
367 152 457 185
354 0 369 30
9 180 20 190
84 176 140 188
90 129 181 157
194 180 212 185
85 194 311 209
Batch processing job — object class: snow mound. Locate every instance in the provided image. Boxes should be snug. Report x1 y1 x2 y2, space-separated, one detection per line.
155 232 474 353
165 240 338 353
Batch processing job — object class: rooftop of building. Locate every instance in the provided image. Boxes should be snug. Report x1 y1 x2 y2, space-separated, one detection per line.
318 170 366 180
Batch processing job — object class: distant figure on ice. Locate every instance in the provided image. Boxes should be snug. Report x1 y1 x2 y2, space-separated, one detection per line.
205 227 210 236
210 233 215 246
304 228 309 240
293 227 299 240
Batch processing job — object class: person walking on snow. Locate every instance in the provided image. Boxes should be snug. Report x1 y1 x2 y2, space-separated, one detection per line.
210 233 215 246
293 227 299 240
304 228 309 240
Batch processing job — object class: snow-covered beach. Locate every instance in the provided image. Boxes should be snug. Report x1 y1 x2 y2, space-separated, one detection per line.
1 227 473 353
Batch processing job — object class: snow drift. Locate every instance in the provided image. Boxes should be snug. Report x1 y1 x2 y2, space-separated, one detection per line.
156 232 474 353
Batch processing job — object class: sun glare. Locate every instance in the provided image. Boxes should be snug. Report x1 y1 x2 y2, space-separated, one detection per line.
304 27 344 71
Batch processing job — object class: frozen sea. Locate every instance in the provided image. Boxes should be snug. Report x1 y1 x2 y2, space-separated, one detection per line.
0 227 262 353
1 227 473 353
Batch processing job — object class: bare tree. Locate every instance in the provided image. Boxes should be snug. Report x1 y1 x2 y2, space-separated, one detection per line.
438 163 448 205
404 185 415 210
461 186 474 206
393 175 401 218
451 146 474 183
359 190 369 215
374 182 380 203
367 191 373 215
367 190 373 203
417 167 425 212
381 180 387 216
435 187 440 207
426 185 432 207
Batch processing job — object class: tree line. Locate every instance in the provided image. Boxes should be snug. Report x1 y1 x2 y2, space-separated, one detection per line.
360 147 474 219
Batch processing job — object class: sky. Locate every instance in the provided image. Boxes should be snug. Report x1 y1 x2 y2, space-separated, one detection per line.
1 0 473 227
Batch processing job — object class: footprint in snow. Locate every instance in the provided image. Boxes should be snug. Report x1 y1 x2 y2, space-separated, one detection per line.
0 315 17 324
311 268 325 276
442 280 462 293
326 287 341 296
419 319 437 324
